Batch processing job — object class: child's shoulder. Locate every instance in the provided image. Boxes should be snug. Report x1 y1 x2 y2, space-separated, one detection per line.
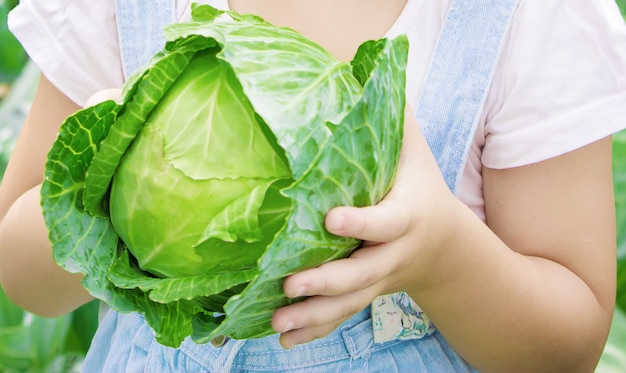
8 0 123 106
482 0 626 169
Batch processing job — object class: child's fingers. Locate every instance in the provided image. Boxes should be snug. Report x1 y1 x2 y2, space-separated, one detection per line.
272 290 375 348
325 201 411 243
278 323 339 350
84 88 122 107
282 243 395 298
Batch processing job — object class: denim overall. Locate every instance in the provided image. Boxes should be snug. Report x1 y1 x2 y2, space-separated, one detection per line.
83 1 519 371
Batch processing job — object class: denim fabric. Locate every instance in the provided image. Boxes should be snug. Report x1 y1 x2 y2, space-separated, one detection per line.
83 0 519 371
114 0 175 79
417 0 520 193
84 307 478 372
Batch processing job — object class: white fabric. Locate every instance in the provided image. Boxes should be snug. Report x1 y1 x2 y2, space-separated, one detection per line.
9 0 626 221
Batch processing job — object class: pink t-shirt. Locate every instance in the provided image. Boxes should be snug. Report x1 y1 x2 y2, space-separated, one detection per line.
8 0 626 221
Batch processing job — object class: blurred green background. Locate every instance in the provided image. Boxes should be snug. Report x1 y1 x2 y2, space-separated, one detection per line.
1 0 626 372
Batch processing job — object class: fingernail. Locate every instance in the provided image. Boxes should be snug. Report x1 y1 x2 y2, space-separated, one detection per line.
326 212 346 232
293 285 306 298
282 321 295 333
279 335 295 350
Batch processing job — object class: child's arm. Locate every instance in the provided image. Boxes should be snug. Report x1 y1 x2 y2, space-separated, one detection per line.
273 108 616 373
0 75 94 317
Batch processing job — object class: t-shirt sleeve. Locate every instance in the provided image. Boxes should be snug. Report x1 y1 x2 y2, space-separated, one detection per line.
482 0 626 169
7 0 125 107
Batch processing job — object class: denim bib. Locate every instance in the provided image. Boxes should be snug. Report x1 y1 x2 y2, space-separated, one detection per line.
113 0 519 347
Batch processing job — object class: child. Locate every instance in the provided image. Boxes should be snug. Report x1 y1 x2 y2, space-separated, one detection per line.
2 0 626 371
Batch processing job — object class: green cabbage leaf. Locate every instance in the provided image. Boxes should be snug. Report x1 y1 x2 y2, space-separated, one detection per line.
40 4 408 347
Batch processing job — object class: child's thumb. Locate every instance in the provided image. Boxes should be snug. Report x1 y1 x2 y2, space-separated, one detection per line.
84 88 122 108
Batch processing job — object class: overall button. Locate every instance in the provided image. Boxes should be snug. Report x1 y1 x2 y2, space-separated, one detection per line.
210 335 228 347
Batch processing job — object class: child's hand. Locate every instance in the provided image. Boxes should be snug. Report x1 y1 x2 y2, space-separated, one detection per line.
272 107 461 348
85 88 122 107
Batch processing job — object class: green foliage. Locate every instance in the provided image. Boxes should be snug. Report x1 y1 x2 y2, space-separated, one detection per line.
0 134 9 180
0 286 99 373
616 0 626 17
597 130 626 372
613 130 626 311
0 60 39 181
0 0 18 10
0 1 27 83
597 308 626 373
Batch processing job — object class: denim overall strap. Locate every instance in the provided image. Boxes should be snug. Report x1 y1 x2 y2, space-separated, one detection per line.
372 0 520 343
417 0 520 193
114 0 176 80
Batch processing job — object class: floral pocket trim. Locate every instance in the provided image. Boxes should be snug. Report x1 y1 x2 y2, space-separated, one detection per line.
372 291 435 343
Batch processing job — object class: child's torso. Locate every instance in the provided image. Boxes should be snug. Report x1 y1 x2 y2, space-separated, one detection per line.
228 0 408 61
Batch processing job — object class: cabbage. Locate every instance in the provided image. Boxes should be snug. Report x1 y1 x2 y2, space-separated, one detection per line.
41 4 408 347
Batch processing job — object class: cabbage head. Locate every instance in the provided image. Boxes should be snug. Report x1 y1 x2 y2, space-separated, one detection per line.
41 4 408 348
